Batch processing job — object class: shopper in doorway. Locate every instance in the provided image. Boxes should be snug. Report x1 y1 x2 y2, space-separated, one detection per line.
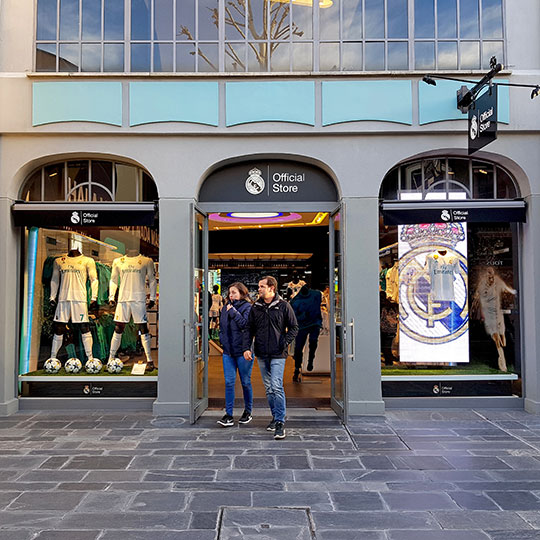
217 282 253 427
244 276 298 440
209 285 224 340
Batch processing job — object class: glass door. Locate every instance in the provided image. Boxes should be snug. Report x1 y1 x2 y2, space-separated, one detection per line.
329 208 347 421
191 207 209 423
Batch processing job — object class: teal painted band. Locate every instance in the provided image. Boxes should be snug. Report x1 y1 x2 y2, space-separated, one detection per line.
419 79 510 125
33 82 122 126
322 80 413 126
226 81 315 126
130 82 219 126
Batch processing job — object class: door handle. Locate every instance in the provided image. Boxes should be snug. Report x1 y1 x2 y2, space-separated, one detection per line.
183 319 188 362
348 318 355 361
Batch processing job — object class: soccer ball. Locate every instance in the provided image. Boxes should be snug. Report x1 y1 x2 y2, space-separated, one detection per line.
65 357 82 373
85 358 103 374
44 358 62 373
106 358 124 374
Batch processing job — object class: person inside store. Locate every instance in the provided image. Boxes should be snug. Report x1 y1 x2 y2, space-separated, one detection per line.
49 246 99 368
285 270 306 300
244 276 299 440
217 282 253 427
290 284 323 381
380 291 399 366
209 285 224 339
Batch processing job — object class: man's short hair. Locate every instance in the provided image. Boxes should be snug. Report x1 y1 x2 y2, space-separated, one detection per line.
261 275 278 291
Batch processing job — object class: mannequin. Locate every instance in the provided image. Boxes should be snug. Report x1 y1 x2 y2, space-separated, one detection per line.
385 260 399 302
209 285 224 338
108 250 157 369
286 271 306 300
49 245 98 365
425 249 460 302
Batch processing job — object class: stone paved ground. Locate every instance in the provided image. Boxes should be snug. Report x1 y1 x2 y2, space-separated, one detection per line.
0 408 540 539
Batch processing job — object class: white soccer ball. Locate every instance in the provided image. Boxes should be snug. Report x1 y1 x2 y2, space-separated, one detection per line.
85 358 103 374
106 358 124 374
44 358 62 373
64 357 82 373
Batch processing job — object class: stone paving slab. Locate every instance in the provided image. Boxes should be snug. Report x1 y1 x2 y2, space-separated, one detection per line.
0 408 538 538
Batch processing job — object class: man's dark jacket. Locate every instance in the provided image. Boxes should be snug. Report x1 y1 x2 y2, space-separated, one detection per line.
243 294 299 358
219 299 252 357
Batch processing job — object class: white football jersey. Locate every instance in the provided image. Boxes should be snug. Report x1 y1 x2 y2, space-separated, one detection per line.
109 255 157 303
50 255 98 302
425 251 460 301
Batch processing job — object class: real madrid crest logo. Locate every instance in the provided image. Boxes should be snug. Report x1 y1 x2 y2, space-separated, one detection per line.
470 114 478 140
245 168 265 195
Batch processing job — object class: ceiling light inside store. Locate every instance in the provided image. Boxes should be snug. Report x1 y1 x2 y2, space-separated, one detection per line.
229 212 281 219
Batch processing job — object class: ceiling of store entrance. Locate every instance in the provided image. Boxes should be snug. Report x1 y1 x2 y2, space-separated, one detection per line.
208 212 329 230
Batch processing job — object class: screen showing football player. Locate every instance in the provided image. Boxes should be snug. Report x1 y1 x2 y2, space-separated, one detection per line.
107 251 157 369
49 247 99 365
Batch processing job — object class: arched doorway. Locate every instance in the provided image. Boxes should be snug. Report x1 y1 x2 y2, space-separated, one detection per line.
192 158 345 422
378 155 525 405
13 158 160 406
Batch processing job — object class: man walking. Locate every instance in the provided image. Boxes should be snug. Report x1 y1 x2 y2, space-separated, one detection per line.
244 276 298 439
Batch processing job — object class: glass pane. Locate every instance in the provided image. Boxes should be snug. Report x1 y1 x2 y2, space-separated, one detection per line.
154 43 173 71
37 0 58 40
424 159 446 190
226 43 246 71
472 162 494 198
104 44 124 71
59 43 80 72
199 0 218 40
91 161 113 197
131 43 151 71
483 0 503 38
82 0 101 40
90 185 114 202
176 43 196 71
447 159 470 193
115 164 138 201
365 41 384 70
414 0 435 38
270 42 290 71
225 2 245 40
438 41 457 69
22 171 42 201
36 44 57 72
269 1 290 40
334 354 343 401
343 0 362 40
342 42 362 70
142 172 159 201
482 41 503 68
248 43 269 71
414 41 435 69
104 0 124 39
197 43 218 72
177 0 196 40
365 0 384 39
388 41 408 69
320 42 339 70
60 0 80 40
460 41 480 69
248 0 266 40
292 2 312 40
320 0 340 40
460 0 479 38
292 42 312 71
496 167 518 199
154 0 174 40
131 0 151 40
438 0 456 38
387 0 408 39
82 43 101 71
67 161 89 201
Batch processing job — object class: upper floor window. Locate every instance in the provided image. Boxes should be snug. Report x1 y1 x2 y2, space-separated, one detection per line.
21 160 158 202
36 0 504 73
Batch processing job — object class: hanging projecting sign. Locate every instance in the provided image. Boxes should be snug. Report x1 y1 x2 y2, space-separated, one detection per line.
469 85 498 154
198 160 338 203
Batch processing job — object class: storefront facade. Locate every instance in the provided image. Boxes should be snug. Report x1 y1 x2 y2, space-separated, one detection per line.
1 0 540 418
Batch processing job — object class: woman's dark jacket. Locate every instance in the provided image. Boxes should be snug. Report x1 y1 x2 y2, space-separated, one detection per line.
243 294 299 359
219 299 252 357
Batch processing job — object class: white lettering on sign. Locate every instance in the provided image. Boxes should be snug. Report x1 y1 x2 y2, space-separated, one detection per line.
82 212 99 224
273 183 298 193
480 107 494 123
272 172 305 182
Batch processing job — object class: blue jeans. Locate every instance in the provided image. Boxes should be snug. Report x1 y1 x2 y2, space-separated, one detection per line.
258 357 286 423
222 354 254 416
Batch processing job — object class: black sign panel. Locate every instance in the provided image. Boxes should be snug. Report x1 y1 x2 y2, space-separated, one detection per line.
469 85 497 154
12 204 157 227
382 203 526 225
199 160 339 203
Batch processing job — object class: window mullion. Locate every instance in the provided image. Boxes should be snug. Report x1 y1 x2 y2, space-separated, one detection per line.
150 0 154 71
456 0 461 69
172 0 177 72
125 0 131 72
101 0 105 71
408 0 414 70
313 0 319 71
384 0 388 69
362 0 366 70
478 0 483 67
218 0 225 72
78 0 82 71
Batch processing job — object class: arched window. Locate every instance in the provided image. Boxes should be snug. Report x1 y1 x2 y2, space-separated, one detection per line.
380 157 519 202
20 159 158 202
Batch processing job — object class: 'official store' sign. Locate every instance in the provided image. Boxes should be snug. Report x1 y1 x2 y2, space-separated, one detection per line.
245 168 305 195
469 85 498 154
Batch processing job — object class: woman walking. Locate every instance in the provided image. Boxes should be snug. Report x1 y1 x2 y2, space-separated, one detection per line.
217 282 253 427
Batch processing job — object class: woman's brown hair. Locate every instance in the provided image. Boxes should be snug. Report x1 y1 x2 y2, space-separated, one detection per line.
227 282 252 303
